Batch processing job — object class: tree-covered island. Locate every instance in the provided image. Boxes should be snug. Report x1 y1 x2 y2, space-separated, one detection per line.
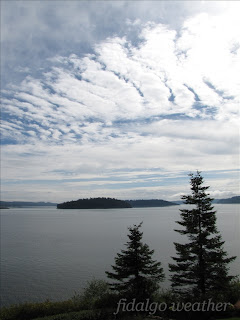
57 198 179 209
127 199 178 207
57 197 132 209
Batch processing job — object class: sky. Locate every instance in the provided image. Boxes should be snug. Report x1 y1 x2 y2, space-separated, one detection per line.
1 1 240 202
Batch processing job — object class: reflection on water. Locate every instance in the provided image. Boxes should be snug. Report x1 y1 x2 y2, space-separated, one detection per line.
1 205 239 306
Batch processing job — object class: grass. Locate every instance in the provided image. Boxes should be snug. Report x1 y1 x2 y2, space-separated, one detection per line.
0 300 84 320
32 310 146 320
32 310 110 320
217 318 240 320
1 277 239 320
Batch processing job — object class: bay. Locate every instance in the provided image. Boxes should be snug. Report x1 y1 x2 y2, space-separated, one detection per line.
0 204 239 307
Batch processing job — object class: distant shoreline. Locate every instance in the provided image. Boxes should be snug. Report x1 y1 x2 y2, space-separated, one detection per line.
1 196 239 208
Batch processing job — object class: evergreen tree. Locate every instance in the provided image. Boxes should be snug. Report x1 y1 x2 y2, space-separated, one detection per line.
106 222 165 302
169 171 236 299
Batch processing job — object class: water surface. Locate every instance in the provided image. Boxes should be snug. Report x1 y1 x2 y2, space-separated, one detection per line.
1 204 239 306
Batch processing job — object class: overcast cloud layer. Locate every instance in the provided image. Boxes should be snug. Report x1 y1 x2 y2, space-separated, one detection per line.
1 1 240 202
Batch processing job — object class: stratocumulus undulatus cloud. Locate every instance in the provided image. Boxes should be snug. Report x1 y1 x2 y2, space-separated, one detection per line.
1 1 239 202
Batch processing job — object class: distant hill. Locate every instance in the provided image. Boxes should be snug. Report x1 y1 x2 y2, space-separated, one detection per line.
2 196 239 209
214 196 240 204
170 201 183 205
173 196 240 205
57 197 132 209
127 199 178 207
0 201 57 208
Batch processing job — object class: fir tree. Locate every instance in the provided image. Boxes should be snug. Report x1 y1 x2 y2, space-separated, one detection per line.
169 171 236 299
106 222 165 302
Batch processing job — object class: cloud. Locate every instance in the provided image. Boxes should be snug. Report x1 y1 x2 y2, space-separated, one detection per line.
2 1 239 88
1 3 240 201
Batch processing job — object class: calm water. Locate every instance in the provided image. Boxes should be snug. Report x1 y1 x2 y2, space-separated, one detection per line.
0 205 239 307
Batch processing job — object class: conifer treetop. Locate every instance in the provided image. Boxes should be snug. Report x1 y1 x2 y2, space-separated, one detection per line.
169 171 236 299
106 222 164 301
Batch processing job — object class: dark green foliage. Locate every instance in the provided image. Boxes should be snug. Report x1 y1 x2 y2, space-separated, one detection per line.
57 197 132 209
1 282 239 320
106 222 165 302
0 300 80 320
72 279 109 308
71 279 118 310
169 171 236 299
225 279 240 304
33 310 144 320
216 318 240 320
0 304 143 320
0 279 117 320
32 309 114 320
